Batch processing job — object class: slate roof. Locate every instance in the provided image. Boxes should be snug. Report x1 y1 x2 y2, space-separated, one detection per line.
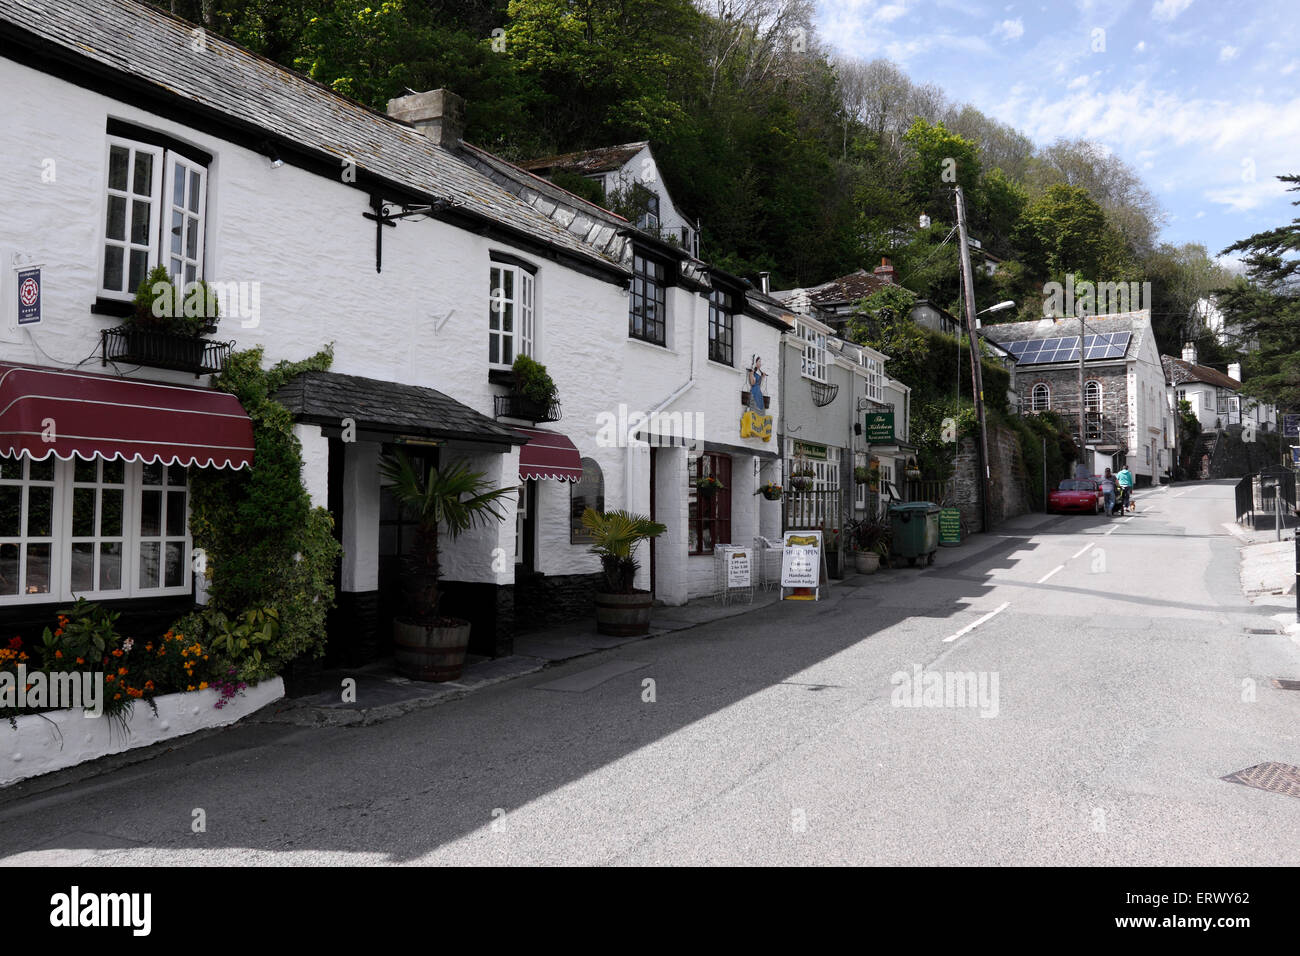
521 142 650 176
0 0 621 272
1161 355 1241 390
772 269 895 310
274 372 526 446
460 142 630 262
982 311 1152 363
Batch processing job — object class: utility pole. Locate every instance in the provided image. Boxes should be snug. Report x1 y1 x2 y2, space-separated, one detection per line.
1079 312 1086 467
955 185 992 534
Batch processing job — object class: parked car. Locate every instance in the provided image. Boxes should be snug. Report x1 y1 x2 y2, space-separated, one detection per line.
1048 478 1103 515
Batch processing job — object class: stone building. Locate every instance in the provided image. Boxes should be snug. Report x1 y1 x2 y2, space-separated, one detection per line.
983 311 1174 484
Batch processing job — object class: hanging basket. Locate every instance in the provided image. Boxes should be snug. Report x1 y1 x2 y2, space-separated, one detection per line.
790 475 813 492
810 380 839 408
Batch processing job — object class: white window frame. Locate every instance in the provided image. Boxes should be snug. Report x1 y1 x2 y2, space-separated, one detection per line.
1084 380 1102 413
162 153 209 290
99 136 165 300
797 321 827 382
1031 383 1050 412
488 263 535 369
854 452 867 509
861 353 883 402
0 456 191 606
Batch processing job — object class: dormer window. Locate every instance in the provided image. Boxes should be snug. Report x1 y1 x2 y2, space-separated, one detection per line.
629 253 666 346
796 321 827 382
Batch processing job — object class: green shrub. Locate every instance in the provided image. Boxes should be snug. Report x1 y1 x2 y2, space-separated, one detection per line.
183 346 340 680
512 354 559 407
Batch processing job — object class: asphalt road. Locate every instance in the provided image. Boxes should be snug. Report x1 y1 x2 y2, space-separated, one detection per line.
3 480 1298 865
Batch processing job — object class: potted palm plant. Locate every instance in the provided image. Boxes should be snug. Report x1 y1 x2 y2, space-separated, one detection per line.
379 451 513 681
853 520 889 573
581 508 667 636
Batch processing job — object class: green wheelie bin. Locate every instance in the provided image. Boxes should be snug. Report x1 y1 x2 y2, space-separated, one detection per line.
889 502 941 567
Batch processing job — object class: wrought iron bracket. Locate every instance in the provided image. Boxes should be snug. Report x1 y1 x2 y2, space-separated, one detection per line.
362 195 455 273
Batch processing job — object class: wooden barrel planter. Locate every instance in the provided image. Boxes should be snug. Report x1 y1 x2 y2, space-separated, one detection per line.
393 618 472 682
594 591 653 636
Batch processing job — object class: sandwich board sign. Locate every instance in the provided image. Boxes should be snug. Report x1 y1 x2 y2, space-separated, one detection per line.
781 530 825 601
725 548 751 588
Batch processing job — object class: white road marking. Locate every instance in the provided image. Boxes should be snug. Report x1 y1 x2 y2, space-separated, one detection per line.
1174 491 1187 498
1072 543 1094 559
943 602 1010 643
1105 524 1119 535
1123 516 1134 523
1036 564 1064 584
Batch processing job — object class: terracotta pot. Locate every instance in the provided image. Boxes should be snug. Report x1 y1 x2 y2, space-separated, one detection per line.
594 590 653 636
393 617 471 682
854 551 880 574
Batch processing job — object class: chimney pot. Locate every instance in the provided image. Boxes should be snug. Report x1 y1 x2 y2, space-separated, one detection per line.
759 271 771 294
386 89 465 149
1228 362 1241 382
873 256 897 283
1181 341 1197 365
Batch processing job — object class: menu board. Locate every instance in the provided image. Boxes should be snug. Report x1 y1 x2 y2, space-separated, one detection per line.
938 508 962 545
726 549 751 588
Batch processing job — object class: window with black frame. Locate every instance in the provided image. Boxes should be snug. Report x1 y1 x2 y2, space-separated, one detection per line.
688 454 731 554
708 289 734 365
629 254 666 345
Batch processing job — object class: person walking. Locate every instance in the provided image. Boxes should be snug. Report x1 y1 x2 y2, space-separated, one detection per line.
1100 468 1117 516
1116 465 1134 513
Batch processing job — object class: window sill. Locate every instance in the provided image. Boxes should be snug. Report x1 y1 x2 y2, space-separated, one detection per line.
91 297 134 319
488 368 517 387
627 336 678 356
708 359 741 374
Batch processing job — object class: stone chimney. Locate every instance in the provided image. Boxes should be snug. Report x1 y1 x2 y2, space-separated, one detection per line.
873 256 897 283
386 89 465 149
1181 341 1197 365
1228 362 1241 381
759 271 771 294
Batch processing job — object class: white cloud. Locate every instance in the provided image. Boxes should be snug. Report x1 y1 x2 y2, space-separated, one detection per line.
1152 0 1192 21
876 3 908 23
1219 45 1240 62
1194 210 1206 218
1134 40 1147 52
1281 60 1299 75
993 17 1025 40
1067 75 1091 89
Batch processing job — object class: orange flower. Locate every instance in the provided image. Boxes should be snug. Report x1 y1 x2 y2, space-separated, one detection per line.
54 650 63 659
53 628 63 637
113 693 121 700
198 682 208 690
186 684 195 692
105 674 115 683
111 649 123 658
144 680 154 690
117 666 128 676
75 657 83 664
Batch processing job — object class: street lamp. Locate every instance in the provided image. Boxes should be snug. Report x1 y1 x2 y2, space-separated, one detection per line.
974 300 1016 329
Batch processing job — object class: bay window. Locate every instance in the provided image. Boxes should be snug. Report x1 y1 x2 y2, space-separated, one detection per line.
0 454 190 605
797 321 827 382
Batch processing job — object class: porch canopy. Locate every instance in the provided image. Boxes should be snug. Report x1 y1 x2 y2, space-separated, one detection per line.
516 427 582 481
0 362 254 468
273 370 527 449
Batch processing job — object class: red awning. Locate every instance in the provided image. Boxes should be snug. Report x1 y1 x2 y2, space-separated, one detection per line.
0 363 254 469
517 428 582 482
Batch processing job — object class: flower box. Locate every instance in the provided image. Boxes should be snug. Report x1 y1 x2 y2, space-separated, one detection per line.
1 678 283 787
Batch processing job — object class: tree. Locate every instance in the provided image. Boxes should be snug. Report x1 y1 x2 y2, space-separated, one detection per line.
1012 183 1133 284
1215 175 1300 408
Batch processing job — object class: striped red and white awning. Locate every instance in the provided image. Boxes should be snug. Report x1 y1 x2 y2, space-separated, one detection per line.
517 427 582 482
0 363 254 469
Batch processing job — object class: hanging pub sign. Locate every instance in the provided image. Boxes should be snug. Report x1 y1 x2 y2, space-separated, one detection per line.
740 353 773 441
864 411 895 443
1284 414 1300 438
16 266 41 325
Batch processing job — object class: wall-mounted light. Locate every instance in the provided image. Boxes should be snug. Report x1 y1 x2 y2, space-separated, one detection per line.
259 140 284 169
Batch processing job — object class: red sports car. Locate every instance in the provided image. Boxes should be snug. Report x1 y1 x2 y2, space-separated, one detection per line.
1048 478 1103 514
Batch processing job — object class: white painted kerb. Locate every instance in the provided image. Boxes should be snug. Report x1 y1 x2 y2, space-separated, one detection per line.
2 677 283 787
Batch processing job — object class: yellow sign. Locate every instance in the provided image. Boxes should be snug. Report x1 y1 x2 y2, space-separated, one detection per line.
740 409 773 441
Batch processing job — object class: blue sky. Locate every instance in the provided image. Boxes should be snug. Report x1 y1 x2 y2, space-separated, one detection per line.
814 0 1300 268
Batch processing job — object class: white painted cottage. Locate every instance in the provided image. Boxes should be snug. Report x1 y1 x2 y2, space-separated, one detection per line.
0 0 788 659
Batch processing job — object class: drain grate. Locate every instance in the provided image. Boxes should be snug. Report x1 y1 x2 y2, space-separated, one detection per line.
1272 679 1300 691
1245 628 1279 635
1221 762 1300 798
